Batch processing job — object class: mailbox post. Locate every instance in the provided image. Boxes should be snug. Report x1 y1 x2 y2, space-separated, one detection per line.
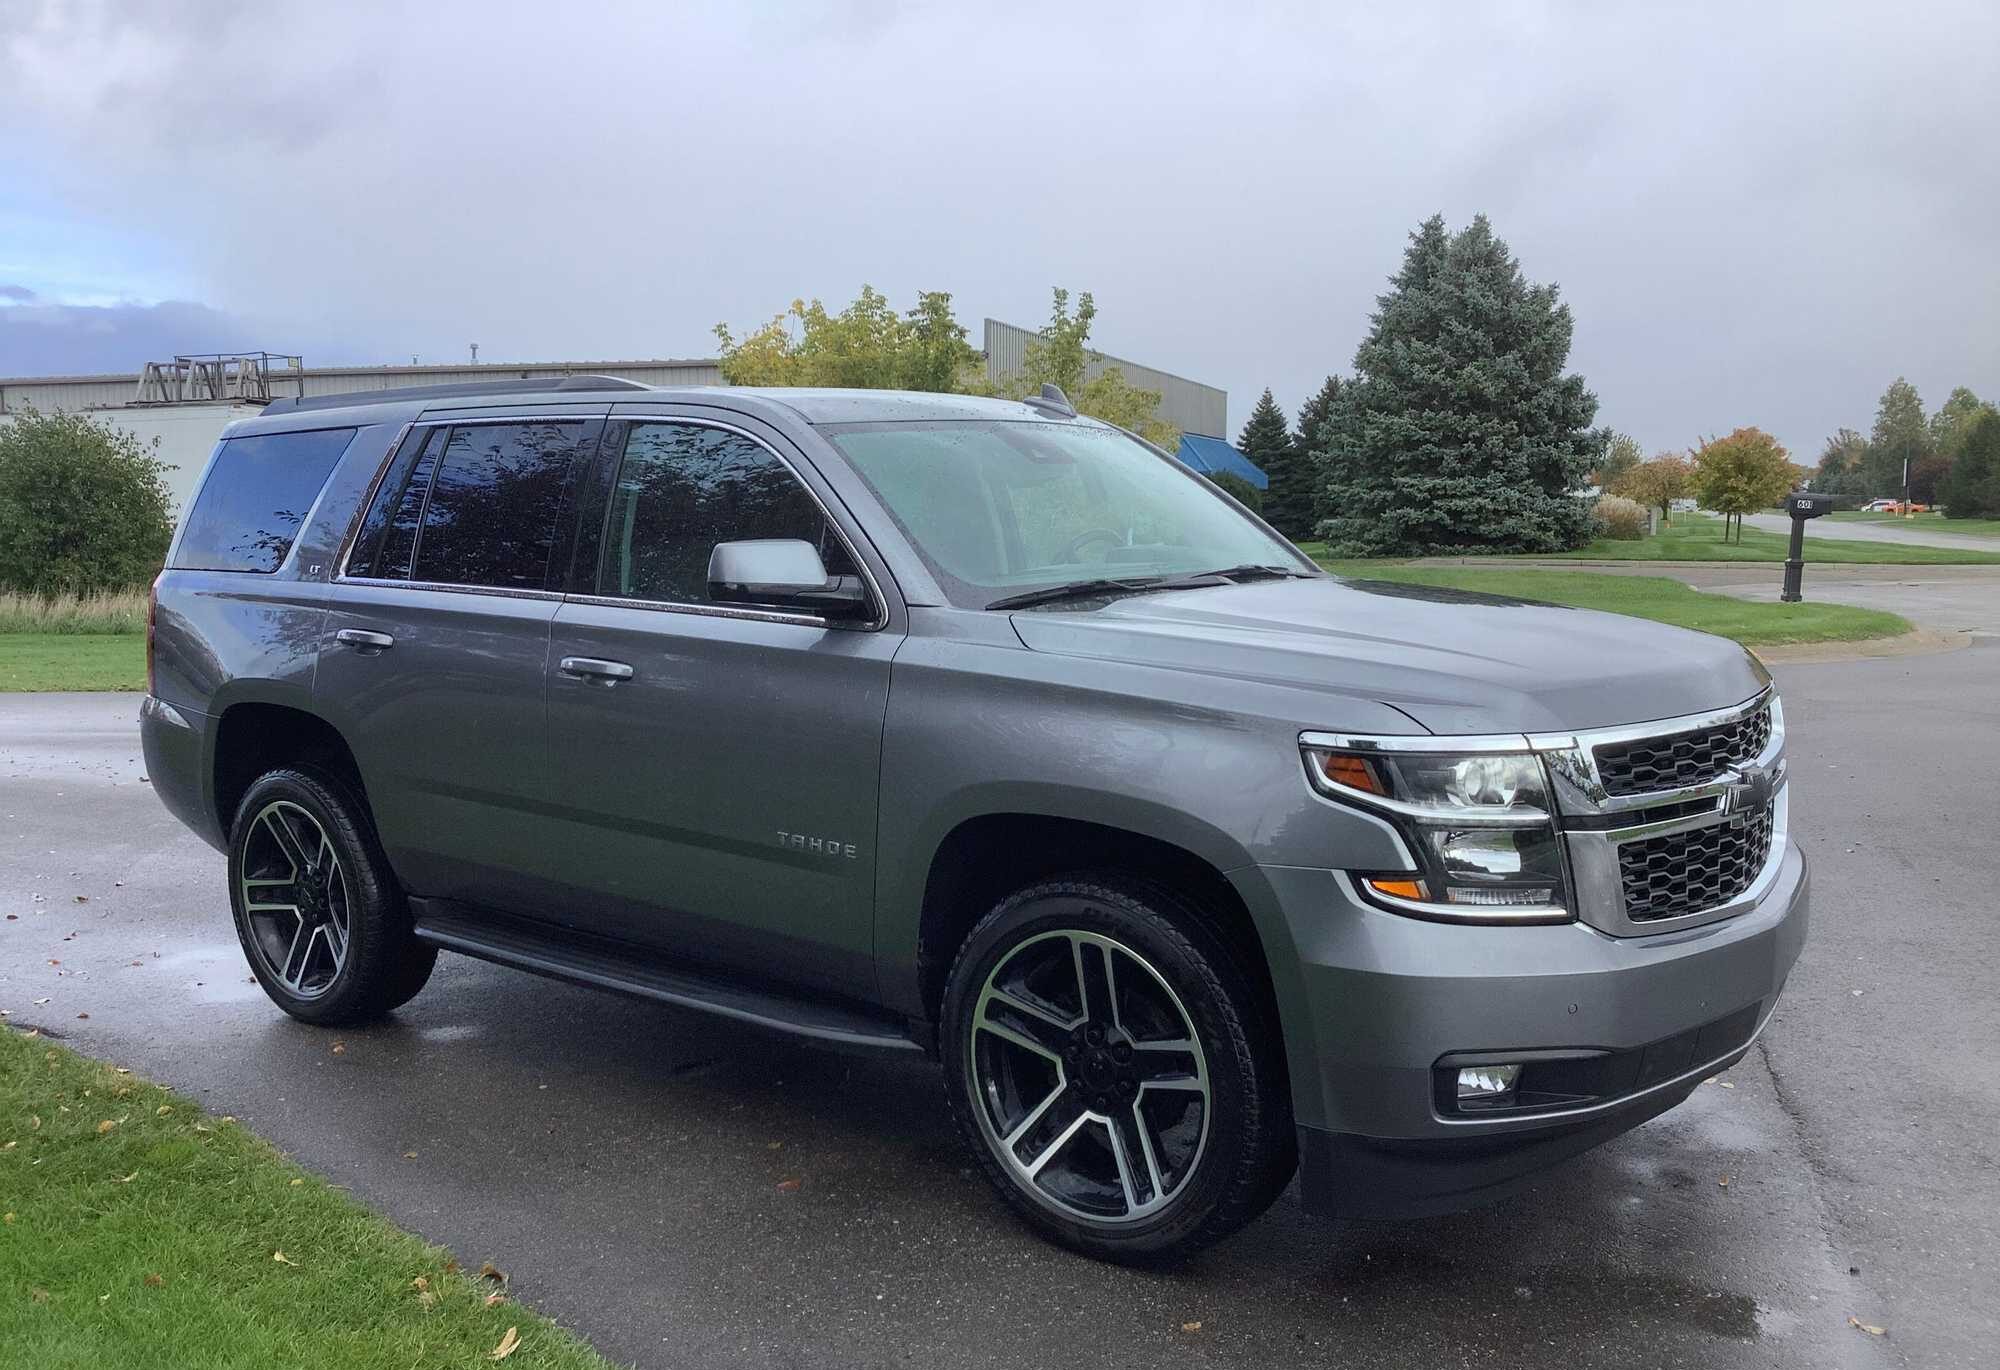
1781 490 1836 602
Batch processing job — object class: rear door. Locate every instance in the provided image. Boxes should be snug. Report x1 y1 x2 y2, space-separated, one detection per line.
315 413 603 911
541 412 901 998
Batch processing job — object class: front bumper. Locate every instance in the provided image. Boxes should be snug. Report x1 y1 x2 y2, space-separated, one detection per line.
1230 841 1808 1218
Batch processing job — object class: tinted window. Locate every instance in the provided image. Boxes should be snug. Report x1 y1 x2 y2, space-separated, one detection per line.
174 427 357 572
599 423 854 604
348 428 443 580
409 423 585 589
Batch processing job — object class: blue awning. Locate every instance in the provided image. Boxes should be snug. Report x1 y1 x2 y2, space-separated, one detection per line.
1174 433 1268 490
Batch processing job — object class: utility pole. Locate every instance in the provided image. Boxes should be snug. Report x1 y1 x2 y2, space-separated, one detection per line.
470 343 480 365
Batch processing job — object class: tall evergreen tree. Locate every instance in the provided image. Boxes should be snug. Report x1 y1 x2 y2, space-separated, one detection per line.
1317 214 1602 555
1865 377 1931 496
1287 374 1342 532
1234 389 1298 533
1940 411 2000 518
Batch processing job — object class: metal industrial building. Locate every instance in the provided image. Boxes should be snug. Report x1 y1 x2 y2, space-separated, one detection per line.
2 329 1228 511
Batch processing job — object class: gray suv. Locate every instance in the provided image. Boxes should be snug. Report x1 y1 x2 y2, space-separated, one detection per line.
141 377 1807 1260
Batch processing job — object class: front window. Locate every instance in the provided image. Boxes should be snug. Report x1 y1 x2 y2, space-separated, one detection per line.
822 420 1306 608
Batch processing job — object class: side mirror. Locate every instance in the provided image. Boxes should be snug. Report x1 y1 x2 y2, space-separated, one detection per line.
707 539 870 619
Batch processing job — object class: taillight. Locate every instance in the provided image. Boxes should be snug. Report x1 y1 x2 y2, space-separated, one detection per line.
146 574 160 695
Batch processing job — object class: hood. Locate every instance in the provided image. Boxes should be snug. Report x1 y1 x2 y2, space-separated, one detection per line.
1007 576 1767 736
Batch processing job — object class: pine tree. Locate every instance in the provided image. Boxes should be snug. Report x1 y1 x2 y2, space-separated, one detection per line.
1317 215 1602 556
1941 411 2000 518
1234 389 1295 532
1285 374 1342 534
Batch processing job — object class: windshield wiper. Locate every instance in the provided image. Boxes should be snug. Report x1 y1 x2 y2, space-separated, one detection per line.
983 565 1312 611
984 577 1174 611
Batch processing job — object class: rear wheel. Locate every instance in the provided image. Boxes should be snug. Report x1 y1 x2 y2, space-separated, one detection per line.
227 767 436 1026
941 876 1294 1261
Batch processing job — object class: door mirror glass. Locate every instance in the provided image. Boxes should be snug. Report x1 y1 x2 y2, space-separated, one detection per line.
708 539 869 618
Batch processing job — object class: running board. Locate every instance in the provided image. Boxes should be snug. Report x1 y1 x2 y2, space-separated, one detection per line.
410 900 924 1054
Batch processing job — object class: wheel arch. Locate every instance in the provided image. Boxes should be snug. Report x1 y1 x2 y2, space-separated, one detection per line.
211 701 370 839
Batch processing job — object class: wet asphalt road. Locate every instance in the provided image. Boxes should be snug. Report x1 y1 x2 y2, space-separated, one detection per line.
5 634 1995 1367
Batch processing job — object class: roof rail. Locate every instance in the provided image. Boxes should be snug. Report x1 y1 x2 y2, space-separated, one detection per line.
1021 383 1077 418
261 374 653 415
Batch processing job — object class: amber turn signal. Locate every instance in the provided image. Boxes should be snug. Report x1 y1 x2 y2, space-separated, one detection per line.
1318 753 1386 795
1366 877 1428 901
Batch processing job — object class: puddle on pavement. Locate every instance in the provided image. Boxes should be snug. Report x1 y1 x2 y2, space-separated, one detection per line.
155 943 266 1003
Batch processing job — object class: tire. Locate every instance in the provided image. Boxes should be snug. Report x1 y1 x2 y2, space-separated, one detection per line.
940 876 1295 1261
226 767 437 1026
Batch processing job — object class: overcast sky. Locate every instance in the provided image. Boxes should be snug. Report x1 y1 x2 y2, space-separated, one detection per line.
3 0 1996 459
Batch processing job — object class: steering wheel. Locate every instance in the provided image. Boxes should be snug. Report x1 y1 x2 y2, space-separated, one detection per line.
1059 528 1125 562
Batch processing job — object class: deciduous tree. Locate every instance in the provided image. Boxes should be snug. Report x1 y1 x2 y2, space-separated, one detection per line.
1317 214 1601 555
1689 428 1795 542
1609 454 1692 525
1014 288 1178 449
713 285 982 392
0 408 173 594
1866 377 1932 497
1596 432 1643 490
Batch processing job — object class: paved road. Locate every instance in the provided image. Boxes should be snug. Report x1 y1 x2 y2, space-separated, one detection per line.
1741 512 2000 554
6 648 1995 1366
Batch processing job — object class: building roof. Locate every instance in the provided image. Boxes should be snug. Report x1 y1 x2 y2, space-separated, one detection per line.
1173 433 1269 489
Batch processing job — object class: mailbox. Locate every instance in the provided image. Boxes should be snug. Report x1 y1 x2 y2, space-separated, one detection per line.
1780 490 1836 601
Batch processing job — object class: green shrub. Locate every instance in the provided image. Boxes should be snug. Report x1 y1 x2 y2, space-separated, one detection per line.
1208 471 1264 514
1590 494 1649 540
0 408 173 594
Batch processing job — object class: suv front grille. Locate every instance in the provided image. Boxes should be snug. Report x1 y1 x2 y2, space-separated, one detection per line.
1594 702 1772 798
1618 803 1774 923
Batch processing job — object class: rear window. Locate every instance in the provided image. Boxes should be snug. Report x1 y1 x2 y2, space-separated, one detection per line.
174 428 358 572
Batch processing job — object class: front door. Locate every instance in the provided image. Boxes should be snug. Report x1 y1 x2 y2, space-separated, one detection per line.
542 417 898 998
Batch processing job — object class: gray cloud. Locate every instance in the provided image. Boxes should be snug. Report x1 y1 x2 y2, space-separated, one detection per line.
0 284 35 302
3 0 1996 457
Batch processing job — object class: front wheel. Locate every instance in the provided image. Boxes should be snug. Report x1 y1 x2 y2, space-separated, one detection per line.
940 877 1294 1261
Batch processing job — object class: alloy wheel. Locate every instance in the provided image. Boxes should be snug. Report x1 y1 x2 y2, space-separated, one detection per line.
238 800 351 999
967 929 1211 1225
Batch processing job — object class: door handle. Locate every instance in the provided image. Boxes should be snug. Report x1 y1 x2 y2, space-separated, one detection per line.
335 628 395 652
559 656 635 683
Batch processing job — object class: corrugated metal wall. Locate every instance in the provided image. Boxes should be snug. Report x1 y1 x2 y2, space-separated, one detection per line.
0 359 726 415
982 319 1227 438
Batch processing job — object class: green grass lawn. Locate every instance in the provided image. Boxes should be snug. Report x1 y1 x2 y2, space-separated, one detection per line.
1828 511 2000 537
0 634 146 691
1314 563 1910 646
0 1026 613 1370
1547 512 2000 563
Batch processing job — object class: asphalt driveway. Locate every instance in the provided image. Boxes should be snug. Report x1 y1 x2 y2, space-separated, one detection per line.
6 647 1996 1367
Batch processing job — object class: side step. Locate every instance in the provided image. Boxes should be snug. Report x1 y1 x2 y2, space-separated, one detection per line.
410 900 924 1054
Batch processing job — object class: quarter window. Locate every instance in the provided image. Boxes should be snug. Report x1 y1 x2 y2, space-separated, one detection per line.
406 423 587 589
348 427 443 580
598 423 855 605
174 427 357 573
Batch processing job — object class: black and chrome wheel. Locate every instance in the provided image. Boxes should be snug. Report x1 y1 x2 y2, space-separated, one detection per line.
942 877 1295 1261
227 767 436 1026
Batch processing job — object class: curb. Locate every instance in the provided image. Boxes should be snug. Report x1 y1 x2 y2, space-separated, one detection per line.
1751 629 1975 665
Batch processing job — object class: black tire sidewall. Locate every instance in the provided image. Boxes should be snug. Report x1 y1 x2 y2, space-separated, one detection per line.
226 767 425 1025
941 878 1283 1260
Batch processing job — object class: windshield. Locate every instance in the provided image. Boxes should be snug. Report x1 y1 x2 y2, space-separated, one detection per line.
823 419 1310 608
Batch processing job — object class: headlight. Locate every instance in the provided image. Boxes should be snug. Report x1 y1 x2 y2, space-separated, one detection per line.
1302 743 1571 923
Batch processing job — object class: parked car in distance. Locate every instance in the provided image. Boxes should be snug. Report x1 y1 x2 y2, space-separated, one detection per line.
1860 498 1931 513
141 378 1808 1260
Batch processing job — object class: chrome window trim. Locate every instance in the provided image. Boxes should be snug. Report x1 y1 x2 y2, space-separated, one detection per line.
583 413 892 632
333 577 566 604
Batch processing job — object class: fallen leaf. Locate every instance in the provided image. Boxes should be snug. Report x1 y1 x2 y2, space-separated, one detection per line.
219 1116 235 1124
1719 1081 1736 1090
32 998 49 1006
766 1140 784 1150
95 1120 116 1135
1181 1320 1203 1333
411 1276 430 1292
1848 1316 1887 1336
272 1250 297 1266
402 1151 419 1160
118 1172 138 1183
776 1177 803 1192
3 1213 14 1224
155 1105 171 1116
73 895 87 903
30 1288 48 1304
1718 1175 1730 1188
484 1292 507 1308
75 1013 88 1020
192 1124 211 1134
289 1178 304 1187
28 1116 39 1131
417 1289 438 1309
144 1274 164 1288
114 1067 129 1075
443 1258 460 1275
478 1261 508 1286
2 1141 12 1150
489 1326 521 1360
330 1042 346 1055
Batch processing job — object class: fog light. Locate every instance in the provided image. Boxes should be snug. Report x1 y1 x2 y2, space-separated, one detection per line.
1456 1064 1521 1102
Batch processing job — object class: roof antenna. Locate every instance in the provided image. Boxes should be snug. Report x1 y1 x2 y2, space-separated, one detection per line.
1023 383 1076 418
